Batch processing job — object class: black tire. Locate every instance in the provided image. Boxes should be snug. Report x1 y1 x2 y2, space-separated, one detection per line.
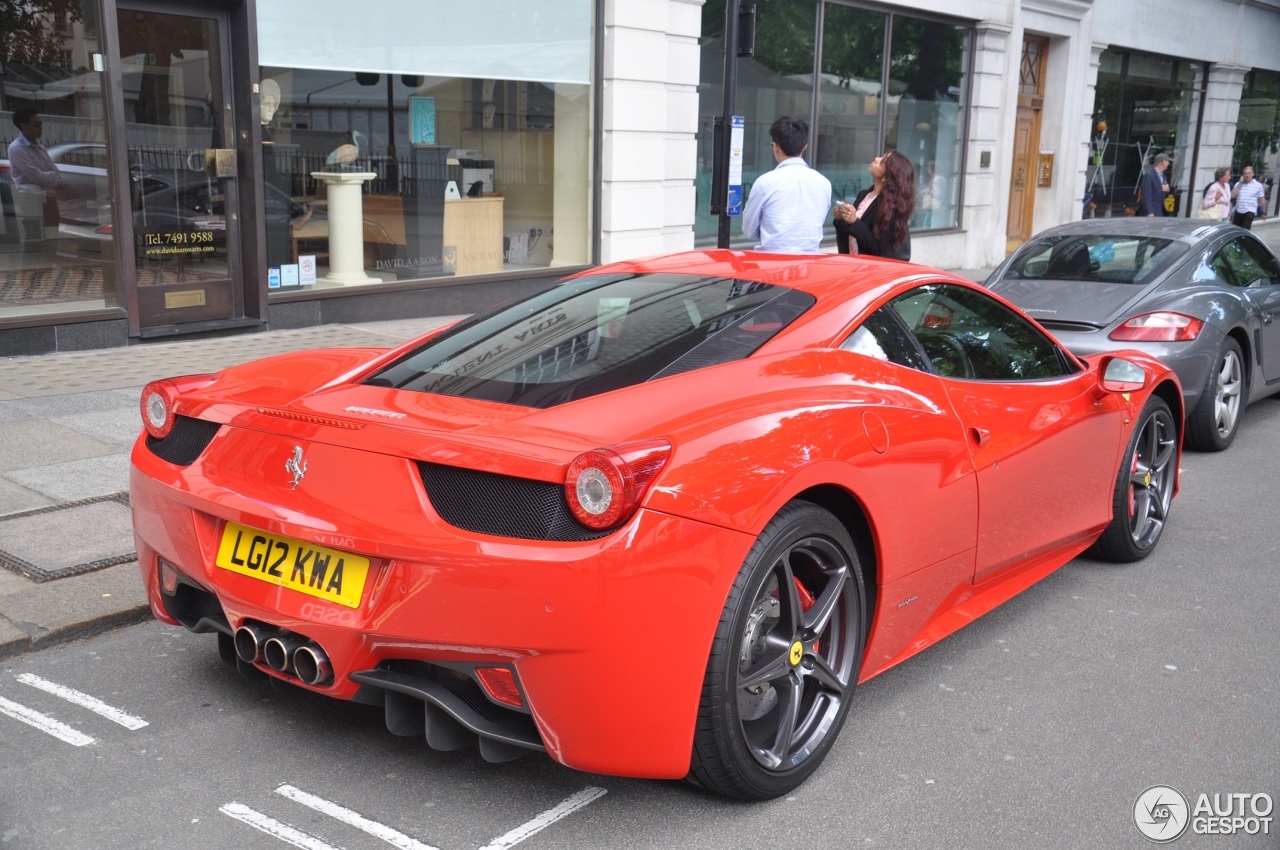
688 501 866 800
1088 396 1178 562
1186 338 1246 452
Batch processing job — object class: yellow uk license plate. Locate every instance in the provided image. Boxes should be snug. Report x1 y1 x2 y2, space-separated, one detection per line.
215 522 371 609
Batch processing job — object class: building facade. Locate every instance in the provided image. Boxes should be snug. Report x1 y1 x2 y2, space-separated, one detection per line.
2 0 1278 355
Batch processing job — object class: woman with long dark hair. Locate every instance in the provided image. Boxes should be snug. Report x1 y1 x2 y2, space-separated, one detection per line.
833 150 915 260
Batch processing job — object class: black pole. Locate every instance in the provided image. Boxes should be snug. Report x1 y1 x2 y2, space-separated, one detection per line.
386 76 400 191
716 0 742 249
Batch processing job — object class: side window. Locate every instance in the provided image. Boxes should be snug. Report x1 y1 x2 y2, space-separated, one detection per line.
1215 237 1280 288
889 283 1076 381
841 309 930 371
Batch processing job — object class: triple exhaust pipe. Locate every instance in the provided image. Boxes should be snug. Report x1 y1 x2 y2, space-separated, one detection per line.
234 623 333 686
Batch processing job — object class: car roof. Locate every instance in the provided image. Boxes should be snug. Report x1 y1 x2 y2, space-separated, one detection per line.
1024 217 1233 246
583 250 959 305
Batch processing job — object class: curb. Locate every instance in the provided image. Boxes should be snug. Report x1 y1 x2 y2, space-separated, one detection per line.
0 562 153 661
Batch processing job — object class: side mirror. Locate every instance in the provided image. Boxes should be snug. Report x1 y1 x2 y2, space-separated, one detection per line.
1100 356 1147 393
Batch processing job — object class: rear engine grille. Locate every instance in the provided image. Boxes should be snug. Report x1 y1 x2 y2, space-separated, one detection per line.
1035 320 1102 334
417 462 609 542
145 416 221 465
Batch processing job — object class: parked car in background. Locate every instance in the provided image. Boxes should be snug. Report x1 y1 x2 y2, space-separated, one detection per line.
2 143 311 240
0 141 114 226
986 218 1280 451
132 250 1181 800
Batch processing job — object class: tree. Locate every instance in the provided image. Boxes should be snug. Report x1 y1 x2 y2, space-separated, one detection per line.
0 0 86 112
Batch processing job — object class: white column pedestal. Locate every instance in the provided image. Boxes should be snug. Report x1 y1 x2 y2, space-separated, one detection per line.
311 171 379 285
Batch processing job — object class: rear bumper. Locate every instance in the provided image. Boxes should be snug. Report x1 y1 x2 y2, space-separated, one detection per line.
1053 327 1221 415
130 456 753 779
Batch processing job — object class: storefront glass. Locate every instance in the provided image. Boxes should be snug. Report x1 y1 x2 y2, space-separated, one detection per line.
818 7 967 231
1234 69 1279 217
1 4 120 321
695 0 818 248
695 1 969 248
1091 49 1202 217
255 0 593 293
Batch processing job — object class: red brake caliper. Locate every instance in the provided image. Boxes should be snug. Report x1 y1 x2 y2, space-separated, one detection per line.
794 577 818 652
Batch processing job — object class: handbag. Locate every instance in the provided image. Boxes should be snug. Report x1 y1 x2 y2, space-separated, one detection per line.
1195 185 1225 220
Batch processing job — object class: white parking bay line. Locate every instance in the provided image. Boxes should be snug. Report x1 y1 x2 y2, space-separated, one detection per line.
479 786 608 850
0 695 95 746
16 673 149 730
275 784 440 850
219 803 339 850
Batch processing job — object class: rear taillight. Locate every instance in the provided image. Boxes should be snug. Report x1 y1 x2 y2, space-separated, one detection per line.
140 374 220 439
564 440 671 530
1109 312 1203 342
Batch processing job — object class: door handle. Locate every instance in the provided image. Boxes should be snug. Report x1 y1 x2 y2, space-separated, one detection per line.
971 426 991 446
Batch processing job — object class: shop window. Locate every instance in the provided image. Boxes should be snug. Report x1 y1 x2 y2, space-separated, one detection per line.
1091 48 1201 218
0 7 120 321
694 2 970 247
1233 69 1280 217
255 0 593 291
694 0 818 247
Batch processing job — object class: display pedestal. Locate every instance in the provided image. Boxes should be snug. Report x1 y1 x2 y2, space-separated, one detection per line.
311 171 379 284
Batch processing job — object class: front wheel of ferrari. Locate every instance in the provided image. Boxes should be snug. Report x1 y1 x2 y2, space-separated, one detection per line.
688 501 865 800
1088 396 1178 563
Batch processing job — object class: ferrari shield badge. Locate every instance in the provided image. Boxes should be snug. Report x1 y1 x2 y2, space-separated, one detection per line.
285 446 308 489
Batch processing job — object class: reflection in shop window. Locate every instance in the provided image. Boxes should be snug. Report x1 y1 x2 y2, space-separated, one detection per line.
1 7 120 319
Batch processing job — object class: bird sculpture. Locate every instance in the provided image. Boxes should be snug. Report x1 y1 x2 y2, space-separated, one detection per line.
325 130 366 168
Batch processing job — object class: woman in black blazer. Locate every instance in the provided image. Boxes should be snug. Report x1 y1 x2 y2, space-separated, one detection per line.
833 150 915 260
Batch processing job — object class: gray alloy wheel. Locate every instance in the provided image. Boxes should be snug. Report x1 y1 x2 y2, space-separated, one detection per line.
688 501 865 800
1187 338 1245 452
1088 396 1178 562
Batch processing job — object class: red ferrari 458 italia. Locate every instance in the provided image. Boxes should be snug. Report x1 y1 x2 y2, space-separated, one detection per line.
131 250 1182 800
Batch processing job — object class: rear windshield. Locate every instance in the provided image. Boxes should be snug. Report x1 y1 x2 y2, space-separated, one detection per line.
364 273 815 408
1003 234 1185 284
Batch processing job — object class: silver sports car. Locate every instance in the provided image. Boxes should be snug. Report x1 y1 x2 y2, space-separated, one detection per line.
986 218 1280 451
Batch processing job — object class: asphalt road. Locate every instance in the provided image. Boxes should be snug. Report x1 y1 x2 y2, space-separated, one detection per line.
2 399 1278 850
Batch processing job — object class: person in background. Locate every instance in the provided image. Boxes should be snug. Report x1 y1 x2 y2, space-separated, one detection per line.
833 150 916 260
1231 167 1268 230
740 115 832 254
1138 152 1171 217
1199 167 1232 221
8 108 69 232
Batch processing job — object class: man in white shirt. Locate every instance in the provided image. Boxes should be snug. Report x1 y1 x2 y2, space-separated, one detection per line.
741 115 832 253
1231 167 1268 230
8 108 67 235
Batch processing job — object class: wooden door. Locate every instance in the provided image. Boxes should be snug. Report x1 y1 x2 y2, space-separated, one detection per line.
1006 109 1039 252
1006 36 1047 253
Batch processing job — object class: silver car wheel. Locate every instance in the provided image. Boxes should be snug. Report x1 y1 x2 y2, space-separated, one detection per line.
1213 347 1243 438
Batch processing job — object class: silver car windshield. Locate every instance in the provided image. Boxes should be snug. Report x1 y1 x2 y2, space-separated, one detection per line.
1005 235 1184 284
